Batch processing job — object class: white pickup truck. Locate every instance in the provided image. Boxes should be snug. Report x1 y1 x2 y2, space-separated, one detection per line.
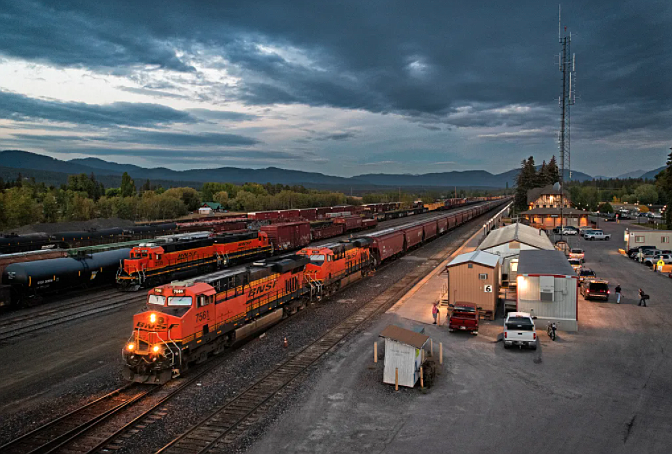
503 312 537 350
584 229 611 241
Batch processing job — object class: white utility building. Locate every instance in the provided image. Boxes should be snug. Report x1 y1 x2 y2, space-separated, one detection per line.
379 325 429 388
516 250 579 331
478 222 554 287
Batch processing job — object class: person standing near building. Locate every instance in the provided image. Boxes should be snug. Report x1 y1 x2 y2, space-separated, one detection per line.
638 288 648 307
615 284 622 304
432 302 439 324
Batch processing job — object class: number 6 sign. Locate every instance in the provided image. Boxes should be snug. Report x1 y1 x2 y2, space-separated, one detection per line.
484 285 493 293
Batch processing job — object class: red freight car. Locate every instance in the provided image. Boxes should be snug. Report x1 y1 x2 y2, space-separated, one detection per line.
260 221 311 251
299 208 317 221
437 217 448 234
333 216 363 232
310 222 345 241
422 220 438 240
362 218 378 230
248 211 279 221
367 229 405 265
316 207 330 220
277 209 301 220
403 224 425 248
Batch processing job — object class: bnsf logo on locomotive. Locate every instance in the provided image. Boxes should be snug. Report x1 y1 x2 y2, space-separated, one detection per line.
248 281 277 298
135 321 168 330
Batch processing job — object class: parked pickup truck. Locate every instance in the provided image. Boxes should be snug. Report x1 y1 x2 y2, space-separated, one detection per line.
503 312 537 350
584 230 611 241
643 254 672 268
448 302 478 335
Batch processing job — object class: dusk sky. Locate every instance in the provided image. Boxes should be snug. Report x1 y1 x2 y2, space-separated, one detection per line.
0 1 669 177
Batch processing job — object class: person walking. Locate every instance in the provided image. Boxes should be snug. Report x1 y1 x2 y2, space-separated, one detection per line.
638 288 648 307
615 284 622 304
432 302 439 324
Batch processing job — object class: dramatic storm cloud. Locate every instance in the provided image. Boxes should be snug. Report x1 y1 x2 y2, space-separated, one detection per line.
0 0 669 176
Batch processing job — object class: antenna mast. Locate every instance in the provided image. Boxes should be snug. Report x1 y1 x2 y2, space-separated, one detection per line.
557 4 576 187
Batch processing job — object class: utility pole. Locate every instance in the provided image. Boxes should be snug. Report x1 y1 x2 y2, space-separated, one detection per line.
557 5 576 238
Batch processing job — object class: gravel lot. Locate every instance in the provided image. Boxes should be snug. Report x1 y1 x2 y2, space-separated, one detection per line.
0 207 497 451
247 219 672 454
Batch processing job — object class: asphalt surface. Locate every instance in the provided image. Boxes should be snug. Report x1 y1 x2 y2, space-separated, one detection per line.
247 219 672 454
0 204 499 450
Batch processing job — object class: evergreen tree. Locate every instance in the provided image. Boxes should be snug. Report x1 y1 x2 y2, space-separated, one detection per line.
547 156 560 184
514 156 537 212
538 160 549 186
120 172 136 197
142 179 151 192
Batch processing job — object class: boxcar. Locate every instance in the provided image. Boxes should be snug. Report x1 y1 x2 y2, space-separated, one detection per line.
367 230 405 265
259 221 311 251
333 216 363 232
422 220 438 240
310 222 345 241
437 217 449 234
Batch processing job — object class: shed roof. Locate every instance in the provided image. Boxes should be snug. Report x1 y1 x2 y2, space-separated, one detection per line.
517 250 576 276
478 223 554 251
379 325 429 349
201 202 222 210
446 250 500 269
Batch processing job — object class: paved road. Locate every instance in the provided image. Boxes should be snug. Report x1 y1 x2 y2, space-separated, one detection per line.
248 220 672 454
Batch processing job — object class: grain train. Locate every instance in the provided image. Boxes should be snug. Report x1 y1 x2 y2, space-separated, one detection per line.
122 199 507 383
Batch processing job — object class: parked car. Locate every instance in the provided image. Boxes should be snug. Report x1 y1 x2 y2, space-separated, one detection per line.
579 226 593 237
578 268 596 282
618 212 632 220
568 258 582 272
580 279 610 301
628 246 654 258
584 230 611 241
643 254 672 268
448 302 479 335
554 226 578 235
569 248 585 262
503 312 537 350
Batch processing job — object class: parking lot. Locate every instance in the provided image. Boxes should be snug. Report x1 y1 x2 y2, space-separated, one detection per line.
248 220 672 454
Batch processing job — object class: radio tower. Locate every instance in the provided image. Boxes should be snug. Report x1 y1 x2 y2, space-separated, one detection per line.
557 5 576 234
558 5 576 186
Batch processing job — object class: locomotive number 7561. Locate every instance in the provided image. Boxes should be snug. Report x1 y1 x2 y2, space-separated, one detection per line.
195 310 210 322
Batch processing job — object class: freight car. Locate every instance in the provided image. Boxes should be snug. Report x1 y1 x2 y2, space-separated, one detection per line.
1 248 132 306
116 231 273 290
0 233 62 254
259 222 311 252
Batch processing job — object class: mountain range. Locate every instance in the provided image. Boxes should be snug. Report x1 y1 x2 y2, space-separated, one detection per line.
0 149 662 191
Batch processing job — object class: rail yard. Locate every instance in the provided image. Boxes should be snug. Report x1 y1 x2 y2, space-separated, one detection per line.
0 198 507 453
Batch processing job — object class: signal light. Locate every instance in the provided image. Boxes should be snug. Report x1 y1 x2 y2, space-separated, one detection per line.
152 345 160 353
127 343 135 351
150 313 157 323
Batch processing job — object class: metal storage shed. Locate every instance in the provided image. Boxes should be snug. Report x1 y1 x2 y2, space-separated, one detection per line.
516 250 578 331
379 325 429 388
445 250 501 320
478 223 554 286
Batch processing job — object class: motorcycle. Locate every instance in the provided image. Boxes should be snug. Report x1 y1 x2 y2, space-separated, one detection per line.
547 322 557 341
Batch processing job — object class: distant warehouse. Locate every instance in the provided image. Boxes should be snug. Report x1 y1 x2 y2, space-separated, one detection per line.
478 222 554 287
516 250 578 331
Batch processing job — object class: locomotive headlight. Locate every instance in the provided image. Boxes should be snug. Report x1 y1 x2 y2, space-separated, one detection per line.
152 345 160 353
127 343 135 351
149 313 157 323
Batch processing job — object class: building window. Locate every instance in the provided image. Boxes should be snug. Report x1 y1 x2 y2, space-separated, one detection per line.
635 236 645 243
662 236 670 244
479 273 488 280
468 263 473 268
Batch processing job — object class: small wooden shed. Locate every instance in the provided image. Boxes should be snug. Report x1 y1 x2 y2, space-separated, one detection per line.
379 325 429 388
445 250 501 320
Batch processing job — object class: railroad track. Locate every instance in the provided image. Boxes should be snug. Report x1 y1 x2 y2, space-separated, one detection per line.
0 291 144 342
157 224 479 454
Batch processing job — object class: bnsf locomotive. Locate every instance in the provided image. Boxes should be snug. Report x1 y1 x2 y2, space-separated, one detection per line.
116 231 272 291
122 199 509 383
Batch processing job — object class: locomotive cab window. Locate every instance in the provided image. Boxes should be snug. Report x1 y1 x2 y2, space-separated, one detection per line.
309 254 325 265
155 254 161 260
197 295 211 307
148 295 165 306
168 296 192 306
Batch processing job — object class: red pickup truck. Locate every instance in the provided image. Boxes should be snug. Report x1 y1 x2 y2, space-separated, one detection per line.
448 302 479 335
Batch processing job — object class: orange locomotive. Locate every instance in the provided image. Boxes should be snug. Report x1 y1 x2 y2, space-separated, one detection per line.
299 238 373 297
123 241 374 384
116 231 272 290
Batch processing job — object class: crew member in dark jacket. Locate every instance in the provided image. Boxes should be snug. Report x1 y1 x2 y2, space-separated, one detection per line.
638 288 648 307
615 284 622 304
